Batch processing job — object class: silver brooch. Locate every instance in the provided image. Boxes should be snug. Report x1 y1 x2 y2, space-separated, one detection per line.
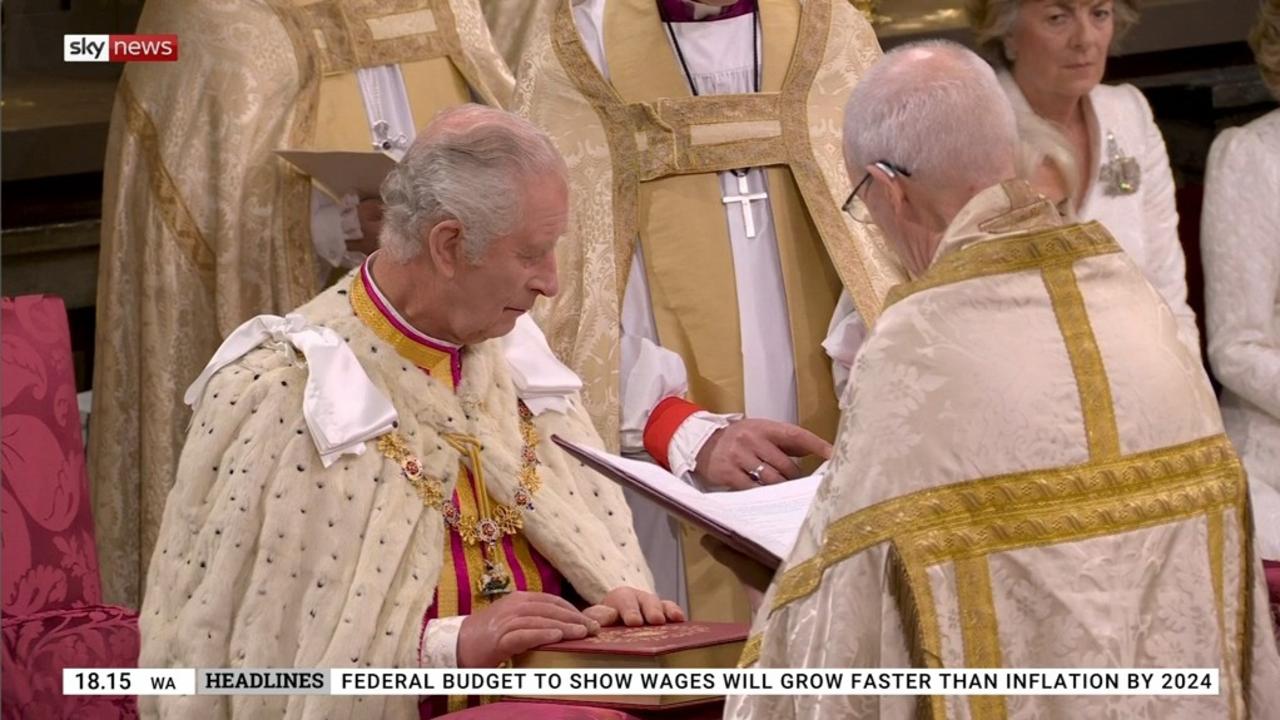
1099 131 1141 196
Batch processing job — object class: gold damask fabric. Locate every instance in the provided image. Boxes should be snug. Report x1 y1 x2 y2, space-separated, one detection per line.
515 0 904 451
481 0 557 78
515 0 902 626
726 182 1280 719
90 0 513 607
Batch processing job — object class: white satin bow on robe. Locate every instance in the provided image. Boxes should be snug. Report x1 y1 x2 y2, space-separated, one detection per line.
184 313 397 467
185 313 581 466
502 315 582 416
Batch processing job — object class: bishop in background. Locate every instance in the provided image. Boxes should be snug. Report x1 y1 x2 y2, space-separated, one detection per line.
729 41 1280 719
516 0 903 624
138 105 681 720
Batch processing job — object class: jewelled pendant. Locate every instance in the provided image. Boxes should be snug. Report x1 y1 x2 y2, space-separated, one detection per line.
476 547 513 598
1099 131 1141 196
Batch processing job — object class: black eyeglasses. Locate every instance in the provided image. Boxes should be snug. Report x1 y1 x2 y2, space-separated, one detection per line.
843 161 912 224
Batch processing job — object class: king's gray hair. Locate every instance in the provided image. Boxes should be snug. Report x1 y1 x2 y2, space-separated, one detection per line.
842 40 1018 194
379 104 566 264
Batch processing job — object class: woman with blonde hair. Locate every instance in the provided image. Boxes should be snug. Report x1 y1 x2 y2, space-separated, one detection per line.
966 0 1200 355
1202 0 1280 560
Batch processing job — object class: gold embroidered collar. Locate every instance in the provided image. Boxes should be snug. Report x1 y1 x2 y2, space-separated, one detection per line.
349 259 462 389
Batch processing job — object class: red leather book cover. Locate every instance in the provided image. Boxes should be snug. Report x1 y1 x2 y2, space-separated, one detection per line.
509 623 747 709
532 622 747 655
531 622 749 657
513 622 750 676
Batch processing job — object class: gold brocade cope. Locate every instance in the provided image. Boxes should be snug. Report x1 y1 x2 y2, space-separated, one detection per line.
298 0 487 153
520 0 901 462
550 0 880 623
290 0 513 109
277 0 514 286
570 0 868 436
883 221 1121 309
549 0 893 426
271 0 514 293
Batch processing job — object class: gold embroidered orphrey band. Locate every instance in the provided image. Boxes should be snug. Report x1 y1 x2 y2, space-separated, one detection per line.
737 438 1250 648
267 0 503 306
550 0 883 323
117 76 217 295
883 221 1120 309
286 0 466 76
739 226 1254 718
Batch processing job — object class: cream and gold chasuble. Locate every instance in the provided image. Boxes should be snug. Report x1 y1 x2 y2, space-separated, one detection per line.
91 0 514 606
728 182 1280 719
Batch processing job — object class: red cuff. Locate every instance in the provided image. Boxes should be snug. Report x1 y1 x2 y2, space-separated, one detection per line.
643 397 704 470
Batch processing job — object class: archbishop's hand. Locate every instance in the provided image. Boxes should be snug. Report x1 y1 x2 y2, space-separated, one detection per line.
457 591 600 668
582 586 685 628
694 418 832 490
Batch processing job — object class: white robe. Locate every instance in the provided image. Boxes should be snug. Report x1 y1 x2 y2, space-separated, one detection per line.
999 72 1201 357
1202 108 1280 561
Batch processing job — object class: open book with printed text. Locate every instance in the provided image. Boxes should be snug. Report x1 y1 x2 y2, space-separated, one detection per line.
552 436 820 569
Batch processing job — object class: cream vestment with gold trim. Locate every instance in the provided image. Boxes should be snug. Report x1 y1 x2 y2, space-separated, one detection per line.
728 181 1280 719
90 0 512 606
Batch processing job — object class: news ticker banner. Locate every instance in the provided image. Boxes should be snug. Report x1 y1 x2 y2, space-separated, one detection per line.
64 668 1219 697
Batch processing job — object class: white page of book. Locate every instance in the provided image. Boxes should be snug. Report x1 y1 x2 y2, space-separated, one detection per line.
569 443 820 562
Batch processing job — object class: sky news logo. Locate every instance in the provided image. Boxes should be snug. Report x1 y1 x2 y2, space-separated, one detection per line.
64 34 178 63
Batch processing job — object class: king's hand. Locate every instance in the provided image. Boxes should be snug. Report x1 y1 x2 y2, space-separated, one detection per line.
457 591 600 668
583 586 685 628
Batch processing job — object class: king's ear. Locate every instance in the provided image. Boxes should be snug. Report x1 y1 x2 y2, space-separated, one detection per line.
425 219 465 278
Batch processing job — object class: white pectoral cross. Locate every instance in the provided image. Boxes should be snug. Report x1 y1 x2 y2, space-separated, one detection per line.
722 171 768 238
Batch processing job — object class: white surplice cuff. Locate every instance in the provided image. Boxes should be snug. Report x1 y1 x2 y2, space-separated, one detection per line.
419 615 467 668
184 313 398 467
822 293 868 405
667 410 738 484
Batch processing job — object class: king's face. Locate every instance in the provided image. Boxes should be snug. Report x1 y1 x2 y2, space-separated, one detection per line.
451 178 568 344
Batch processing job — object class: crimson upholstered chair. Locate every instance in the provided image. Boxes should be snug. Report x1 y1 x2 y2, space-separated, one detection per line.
2 294 140 719
1266 560 1280 647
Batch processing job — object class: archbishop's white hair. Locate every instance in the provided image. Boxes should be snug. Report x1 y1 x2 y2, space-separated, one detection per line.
842 40 1018 195
379 104 566 264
